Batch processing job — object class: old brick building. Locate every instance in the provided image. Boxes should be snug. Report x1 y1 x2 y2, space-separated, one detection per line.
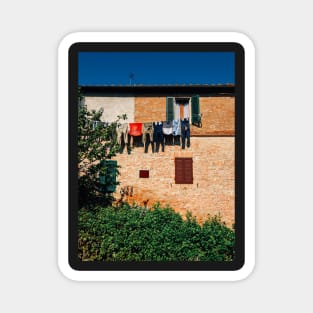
80 84 235 226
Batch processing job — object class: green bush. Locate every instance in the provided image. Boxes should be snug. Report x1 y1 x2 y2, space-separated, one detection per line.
78 104 127 208
78 203 235 262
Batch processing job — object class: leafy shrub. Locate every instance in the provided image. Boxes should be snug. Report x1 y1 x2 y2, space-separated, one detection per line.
78 203 235 262
78 103 127 208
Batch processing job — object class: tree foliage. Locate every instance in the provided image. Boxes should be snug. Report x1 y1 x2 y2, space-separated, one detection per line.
78 103 126 208
78 203 235 262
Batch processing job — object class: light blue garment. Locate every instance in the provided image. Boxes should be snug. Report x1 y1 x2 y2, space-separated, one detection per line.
172 119 181 136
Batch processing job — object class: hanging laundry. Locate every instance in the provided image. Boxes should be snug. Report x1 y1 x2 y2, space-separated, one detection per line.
92 120 104 129
116 123 129 145
172 119 181 146
142 122 154 153
181 118 191 149
115 123 130 154
162 120 173 146
162 120 173 135
153 122 164 153
129 122 143 148
129 123 143 137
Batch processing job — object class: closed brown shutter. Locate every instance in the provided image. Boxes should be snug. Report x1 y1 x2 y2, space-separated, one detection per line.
175 158 193 184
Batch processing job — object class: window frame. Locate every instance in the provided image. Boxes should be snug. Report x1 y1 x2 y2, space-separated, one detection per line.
167 96 191 120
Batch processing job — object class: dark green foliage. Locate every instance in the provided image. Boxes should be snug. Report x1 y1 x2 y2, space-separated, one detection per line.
78 104 126 208
78 203 235 262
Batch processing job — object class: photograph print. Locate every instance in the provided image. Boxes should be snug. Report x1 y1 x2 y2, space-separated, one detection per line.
69 43 244 270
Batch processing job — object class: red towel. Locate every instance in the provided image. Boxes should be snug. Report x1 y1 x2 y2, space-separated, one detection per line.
129 123 143 136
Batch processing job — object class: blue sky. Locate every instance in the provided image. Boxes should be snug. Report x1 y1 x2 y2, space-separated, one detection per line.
78 52 234 86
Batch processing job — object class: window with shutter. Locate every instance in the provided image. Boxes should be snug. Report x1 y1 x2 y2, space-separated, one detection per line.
99 160 118 192
174 97 190 119
168 97 200 121
175 157 193 184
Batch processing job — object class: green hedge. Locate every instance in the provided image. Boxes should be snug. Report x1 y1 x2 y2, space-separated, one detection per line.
78 203 235 262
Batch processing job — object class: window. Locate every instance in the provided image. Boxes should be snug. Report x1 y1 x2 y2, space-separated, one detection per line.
167 97 189 120
175 157 193 184
99 160 118 192
139 170 149 178
166 96 200 122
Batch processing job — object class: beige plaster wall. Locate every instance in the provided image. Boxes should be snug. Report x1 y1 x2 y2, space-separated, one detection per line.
85 96 135 122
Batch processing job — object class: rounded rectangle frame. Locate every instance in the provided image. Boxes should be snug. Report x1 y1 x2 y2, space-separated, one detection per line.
58 32 255 281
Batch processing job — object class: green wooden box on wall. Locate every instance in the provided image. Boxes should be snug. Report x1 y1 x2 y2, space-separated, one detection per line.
99 160 118 193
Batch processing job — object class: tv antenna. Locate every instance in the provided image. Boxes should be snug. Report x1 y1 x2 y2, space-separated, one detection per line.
129 72 134 85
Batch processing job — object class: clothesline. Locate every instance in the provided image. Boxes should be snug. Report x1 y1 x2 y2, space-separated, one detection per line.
116 118 191 152
92 118 191 131
88 118 192 153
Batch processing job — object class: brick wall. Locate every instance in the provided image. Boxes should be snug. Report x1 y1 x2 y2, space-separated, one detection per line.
83 94 235 226
112 137 234 226
191 96 235 136
84 95 234 136
134 96 234 136
135 97 166 122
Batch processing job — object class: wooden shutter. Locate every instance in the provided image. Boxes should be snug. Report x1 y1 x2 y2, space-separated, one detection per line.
99 160 117 192
166 97 174 121
99 160 106 185
191 95 200 124
175 158 185 183
175 158 193 184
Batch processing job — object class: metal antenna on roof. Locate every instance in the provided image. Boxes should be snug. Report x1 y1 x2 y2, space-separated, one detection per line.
129 72 134 85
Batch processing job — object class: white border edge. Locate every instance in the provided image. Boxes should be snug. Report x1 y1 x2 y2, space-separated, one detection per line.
57 32 255 282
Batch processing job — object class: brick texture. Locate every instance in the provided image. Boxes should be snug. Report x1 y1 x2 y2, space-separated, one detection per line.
134 96 234 136
135 97 166 122
84 95 235 226
191 97 235 136
113 137 234 226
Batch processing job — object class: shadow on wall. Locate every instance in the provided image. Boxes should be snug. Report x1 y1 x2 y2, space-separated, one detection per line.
116 185 152 208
